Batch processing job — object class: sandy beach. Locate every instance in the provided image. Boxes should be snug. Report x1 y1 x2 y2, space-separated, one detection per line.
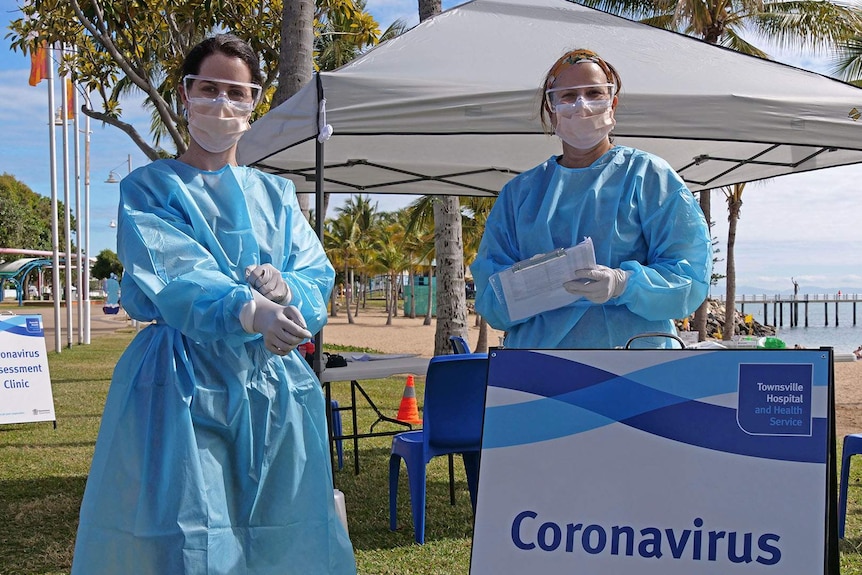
30 302 862 440
320 306 862 440
320 306 504 358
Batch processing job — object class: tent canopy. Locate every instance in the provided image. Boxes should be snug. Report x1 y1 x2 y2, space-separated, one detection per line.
237 0 862 196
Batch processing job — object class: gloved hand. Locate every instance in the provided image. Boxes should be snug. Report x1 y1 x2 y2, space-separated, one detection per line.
563 266 629 304
245 263 291 304
251 292 312 356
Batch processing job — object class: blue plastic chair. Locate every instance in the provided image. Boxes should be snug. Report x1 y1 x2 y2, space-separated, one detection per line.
448 335 471 354
330 399 344 470
389 353 488 544
839 433 862 537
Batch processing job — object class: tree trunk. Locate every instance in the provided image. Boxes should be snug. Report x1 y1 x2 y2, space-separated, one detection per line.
424 264 433 326
354 274 361 316
323 192 331 224
418 0 442 22
418 0 467 354
346 267 354 324
476 316 489 353
693 189 711 340
432 196 468 355
386 271 395 325
278 0 314 219
329 289 338 317
393 272 399 317
409 268 416 318
722 194 742 340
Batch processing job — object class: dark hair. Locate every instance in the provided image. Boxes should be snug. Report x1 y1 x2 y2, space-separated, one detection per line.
181 34 262 86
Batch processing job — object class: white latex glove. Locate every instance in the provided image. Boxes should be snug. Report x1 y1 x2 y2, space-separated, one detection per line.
245 263 291 304
563 266 629 304
251 291 311 356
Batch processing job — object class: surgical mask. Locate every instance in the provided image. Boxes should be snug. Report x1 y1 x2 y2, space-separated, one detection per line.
186 96 252 153
553 99 615 150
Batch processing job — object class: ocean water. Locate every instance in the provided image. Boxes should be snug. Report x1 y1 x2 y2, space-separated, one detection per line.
735 300 862 354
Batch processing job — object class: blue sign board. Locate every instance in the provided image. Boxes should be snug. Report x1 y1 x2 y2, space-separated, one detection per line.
470 349 837 575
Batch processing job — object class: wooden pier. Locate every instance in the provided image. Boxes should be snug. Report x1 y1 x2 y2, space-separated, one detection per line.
716 293 861 328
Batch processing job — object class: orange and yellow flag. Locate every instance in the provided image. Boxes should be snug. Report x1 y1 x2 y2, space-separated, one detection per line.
28 43 48 86
66 78 76 119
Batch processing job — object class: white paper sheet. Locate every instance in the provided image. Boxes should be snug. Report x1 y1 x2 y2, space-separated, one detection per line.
493 238 596 322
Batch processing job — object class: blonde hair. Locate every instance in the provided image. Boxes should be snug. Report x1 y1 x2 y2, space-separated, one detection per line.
538 49 622 134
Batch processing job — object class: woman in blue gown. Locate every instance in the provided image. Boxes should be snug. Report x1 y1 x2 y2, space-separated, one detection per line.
71 34 356 575
471 49 712 349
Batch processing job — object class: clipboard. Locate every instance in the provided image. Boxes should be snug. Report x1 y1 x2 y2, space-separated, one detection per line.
512 248 567 272
490 238 596 322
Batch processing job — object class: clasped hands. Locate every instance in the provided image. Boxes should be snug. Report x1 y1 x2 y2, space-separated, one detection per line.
245 264 311 356
563 265 628 304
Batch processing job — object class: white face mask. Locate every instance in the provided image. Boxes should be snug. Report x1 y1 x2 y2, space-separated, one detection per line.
186 96 252 153
553 99 615 150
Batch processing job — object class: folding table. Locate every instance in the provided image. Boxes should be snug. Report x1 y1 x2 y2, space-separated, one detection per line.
318 355 430 476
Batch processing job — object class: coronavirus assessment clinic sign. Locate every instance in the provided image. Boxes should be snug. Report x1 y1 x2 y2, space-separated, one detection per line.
470 348 837 575
0 315 55 425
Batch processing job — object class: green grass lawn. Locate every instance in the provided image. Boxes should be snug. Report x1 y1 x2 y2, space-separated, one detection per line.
0 332 474 575
2 332 862 574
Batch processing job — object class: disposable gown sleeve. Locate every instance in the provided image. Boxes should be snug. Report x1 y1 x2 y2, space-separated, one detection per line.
274 192 334 337
614 177 712 321
470 185 524 331
117 175 260 346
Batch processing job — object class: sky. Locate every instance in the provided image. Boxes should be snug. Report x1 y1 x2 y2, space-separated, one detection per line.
2 0 861 295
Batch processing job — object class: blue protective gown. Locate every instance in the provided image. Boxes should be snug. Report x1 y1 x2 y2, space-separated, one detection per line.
471 147 712 349
71 159 355 575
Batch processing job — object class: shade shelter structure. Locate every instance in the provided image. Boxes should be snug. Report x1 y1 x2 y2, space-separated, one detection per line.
236 0 862 376
237 0 862 200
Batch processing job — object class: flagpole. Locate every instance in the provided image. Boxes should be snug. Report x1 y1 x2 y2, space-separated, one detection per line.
60 57 73 349
47 45 62 353
73 81 84 344
82 96 91 345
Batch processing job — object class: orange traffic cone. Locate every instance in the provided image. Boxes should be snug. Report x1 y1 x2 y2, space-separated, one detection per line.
396 375 423 425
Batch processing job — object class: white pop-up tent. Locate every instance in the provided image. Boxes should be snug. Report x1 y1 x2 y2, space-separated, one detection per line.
237 0 862 199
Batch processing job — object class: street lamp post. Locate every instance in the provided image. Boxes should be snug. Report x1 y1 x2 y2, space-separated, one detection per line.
105 155 137 330
105 154 131 184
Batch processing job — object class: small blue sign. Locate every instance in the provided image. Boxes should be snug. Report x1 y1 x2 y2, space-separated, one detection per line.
737 363 812 436
25 317 42 334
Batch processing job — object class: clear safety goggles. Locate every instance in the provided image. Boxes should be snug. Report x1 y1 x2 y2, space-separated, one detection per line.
545 83 615 107
554 98 612 118
183 74 262 110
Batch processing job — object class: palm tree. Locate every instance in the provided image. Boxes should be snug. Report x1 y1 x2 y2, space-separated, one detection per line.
462 197 496 352
405 196 442 327
575 0 861 339
577 0 860 51
335 194 381 316
374 221 410 325
352 237 378 315
394 208 431 319
314 5 406 218
324 212 360 321
278 0 385 216
833 36 862 86
418 0 469 356
722 183 745 340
